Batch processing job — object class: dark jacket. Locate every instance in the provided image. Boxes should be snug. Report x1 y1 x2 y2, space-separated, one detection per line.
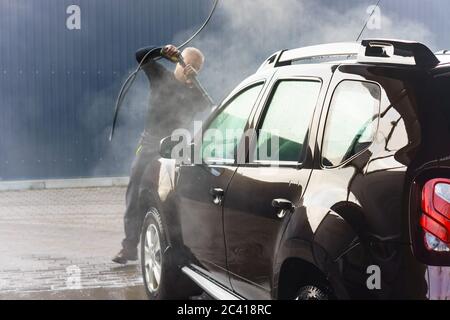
135 46 211 141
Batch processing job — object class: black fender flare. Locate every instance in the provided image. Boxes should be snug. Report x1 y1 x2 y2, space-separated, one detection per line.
274 205 364 299
138 158 179 249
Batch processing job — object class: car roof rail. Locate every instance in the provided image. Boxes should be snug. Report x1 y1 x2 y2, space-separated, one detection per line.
257 50 287 72
257 39 440 71
257 43 359 72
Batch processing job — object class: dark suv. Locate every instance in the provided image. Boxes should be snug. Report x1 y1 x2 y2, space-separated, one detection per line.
139 39 450 300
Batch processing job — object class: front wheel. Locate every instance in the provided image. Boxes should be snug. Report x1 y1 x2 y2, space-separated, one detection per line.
140 207 200 299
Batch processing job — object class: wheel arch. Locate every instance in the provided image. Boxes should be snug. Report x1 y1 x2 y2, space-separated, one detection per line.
274 238 349 300
274 201 369 299
138 158 179 249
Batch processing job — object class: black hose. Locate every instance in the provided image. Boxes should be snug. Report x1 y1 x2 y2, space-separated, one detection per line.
177 0 219 50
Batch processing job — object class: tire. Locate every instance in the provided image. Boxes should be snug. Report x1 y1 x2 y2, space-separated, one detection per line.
295 285 330 300
140 207 200 300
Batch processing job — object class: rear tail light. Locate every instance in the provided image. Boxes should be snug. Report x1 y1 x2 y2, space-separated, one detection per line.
420 179 450 252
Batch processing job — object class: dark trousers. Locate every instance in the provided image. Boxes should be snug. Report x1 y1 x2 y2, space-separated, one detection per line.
121 134 159 251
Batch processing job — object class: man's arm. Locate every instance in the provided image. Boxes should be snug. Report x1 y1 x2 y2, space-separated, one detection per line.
135 46 170 86
135 46 163 65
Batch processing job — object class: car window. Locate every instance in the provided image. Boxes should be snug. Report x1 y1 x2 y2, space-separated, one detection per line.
202 83 264 164
322 80 381 167
254 80 321 163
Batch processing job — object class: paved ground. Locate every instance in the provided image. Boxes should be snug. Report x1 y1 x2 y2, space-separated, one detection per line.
0 187 147 300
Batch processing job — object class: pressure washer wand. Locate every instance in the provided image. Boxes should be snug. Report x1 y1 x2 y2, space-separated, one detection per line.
166 51 215 107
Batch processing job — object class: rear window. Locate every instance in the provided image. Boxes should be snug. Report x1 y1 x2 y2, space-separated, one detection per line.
322 80 381 167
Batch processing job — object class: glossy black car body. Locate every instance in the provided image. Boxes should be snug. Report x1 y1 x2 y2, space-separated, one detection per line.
140 40 450 300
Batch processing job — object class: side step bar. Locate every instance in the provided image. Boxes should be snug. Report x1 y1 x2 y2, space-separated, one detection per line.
181 266 243 300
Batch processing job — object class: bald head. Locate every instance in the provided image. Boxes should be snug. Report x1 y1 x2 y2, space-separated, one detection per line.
174 47 205 84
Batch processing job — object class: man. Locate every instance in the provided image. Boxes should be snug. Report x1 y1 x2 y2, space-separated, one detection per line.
112 44 210 264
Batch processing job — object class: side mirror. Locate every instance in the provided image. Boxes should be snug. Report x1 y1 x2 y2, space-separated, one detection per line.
159 136 196 163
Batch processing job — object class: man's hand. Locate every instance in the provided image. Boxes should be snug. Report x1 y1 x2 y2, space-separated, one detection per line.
162 44 180 62
183 64 198 83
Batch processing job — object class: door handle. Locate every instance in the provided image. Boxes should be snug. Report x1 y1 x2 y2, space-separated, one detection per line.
210 188 224 205
272 198 294 219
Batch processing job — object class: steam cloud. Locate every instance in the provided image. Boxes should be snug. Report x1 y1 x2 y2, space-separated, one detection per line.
175 0 436 99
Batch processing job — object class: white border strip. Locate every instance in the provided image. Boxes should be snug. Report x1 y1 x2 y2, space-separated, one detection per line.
0 177 129 191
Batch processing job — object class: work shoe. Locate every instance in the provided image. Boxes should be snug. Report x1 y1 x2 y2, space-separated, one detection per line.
112 248 138 264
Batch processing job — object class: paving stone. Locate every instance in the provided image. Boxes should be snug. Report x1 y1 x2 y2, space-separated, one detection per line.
0 187 147 299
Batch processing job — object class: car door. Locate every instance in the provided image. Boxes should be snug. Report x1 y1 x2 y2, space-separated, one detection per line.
223 68 329 299
176 81 267 286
